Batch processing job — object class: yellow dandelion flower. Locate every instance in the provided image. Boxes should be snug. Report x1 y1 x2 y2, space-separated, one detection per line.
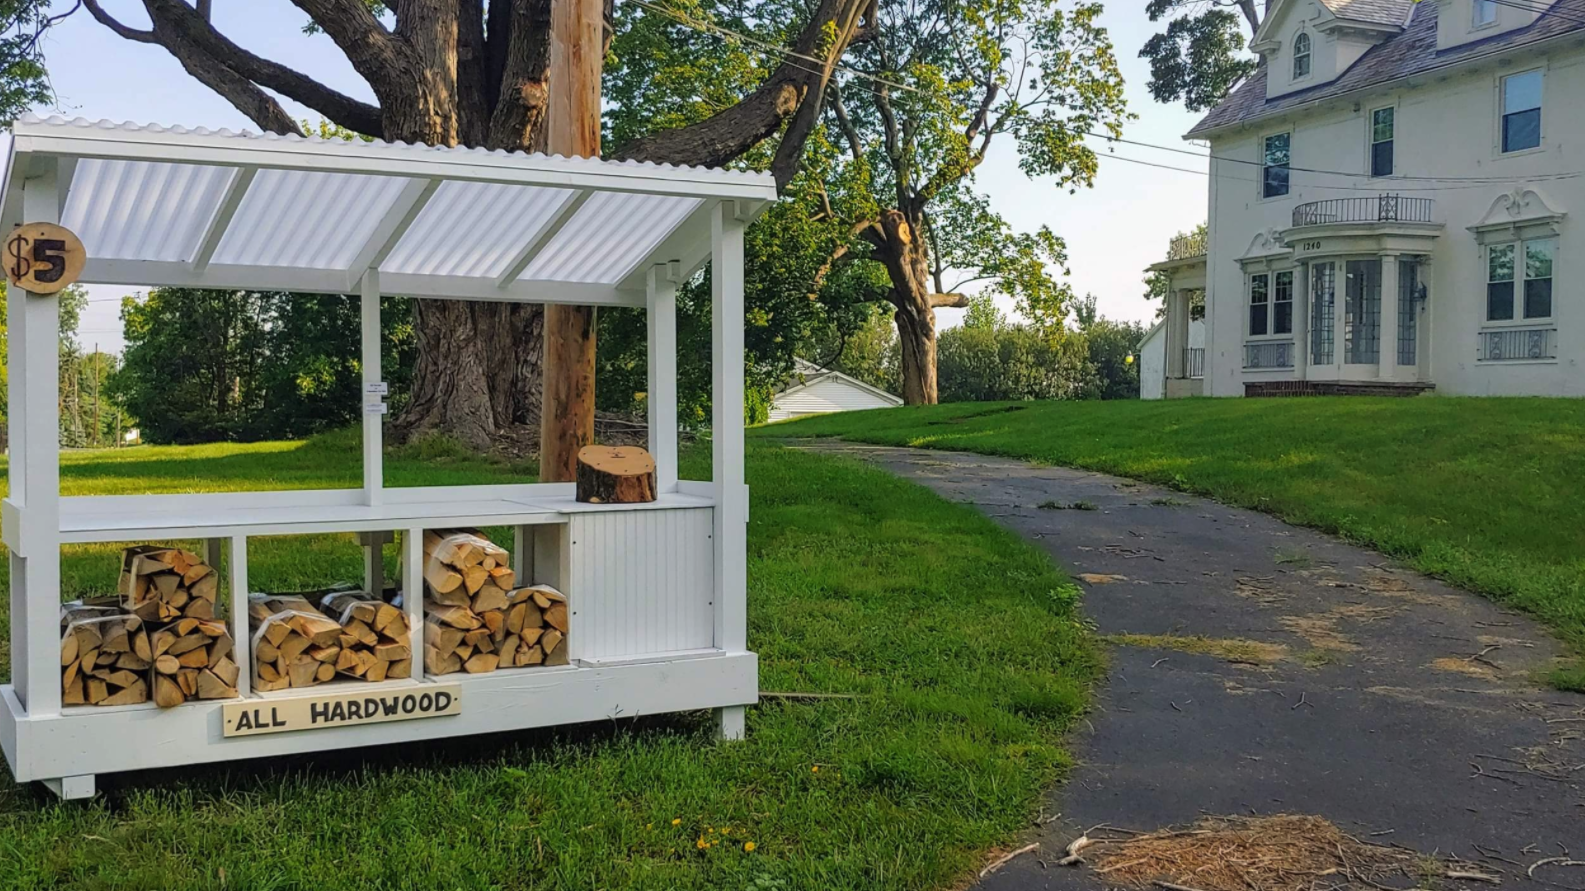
696 837 709 850
811 765 819 772
645 823 653 830
671 818 682 826
744 841 757 853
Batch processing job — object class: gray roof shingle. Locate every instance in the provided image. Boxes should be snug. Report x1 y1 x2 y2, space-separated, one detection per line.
1187 0 1585 137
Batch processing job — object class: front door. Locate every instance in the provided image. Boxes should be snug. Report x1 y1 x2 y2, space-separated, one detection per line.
1308 261 1340 378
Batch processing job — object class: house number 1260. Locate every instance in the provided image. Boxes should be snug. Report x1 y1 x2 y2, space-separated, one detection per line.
1300 241 1323 252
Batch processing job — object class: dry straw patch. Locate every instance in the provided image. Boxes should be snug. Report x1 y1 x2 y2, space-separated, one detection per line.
1086 815 1489 891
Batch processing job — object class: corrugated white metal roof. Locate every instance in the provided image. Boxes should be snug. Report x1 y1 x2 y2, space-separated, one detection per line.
4 115 777 305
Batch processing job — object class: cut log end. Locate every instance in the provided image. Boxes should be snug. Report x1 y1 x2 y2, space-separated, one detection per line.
575 445 657 504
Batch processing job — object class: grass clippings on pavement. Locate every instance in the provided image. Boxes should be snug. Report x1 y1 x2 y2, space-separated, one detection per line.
1086 815 1492 891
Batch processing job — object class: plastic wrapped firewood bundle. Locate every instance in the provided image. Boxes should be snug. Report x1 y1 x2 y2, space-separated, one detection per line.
61 600 151 706
150 617 239 707
500 584 570 668
422 529 515 615
319 586 412 682
248 594 344 691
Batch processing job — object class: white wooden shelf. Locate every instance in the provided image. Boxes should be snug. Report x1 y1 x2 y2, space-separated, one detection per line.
57 496 568 544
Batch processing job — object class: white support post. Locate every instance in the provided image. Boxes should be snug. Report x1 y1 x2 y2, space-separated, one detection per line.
1293 264 1309 381
361 270 384 505
403 528 425 681
1379 254 1400 381
13 165 63 717
710 201 749 740
646 265 679 493
229 536 251 698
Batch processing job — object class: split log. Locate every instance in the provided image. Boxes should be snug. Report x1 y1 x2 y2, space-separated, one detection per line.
320 589 412 681
248 594 343 692
149 617 238 707
117 545 218 624
575 445 657 504
61 602 152 706
502 584 570 667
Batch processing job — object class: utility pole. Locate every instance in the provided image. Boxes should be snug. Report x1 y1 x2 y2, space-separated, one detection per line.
539 0 605 482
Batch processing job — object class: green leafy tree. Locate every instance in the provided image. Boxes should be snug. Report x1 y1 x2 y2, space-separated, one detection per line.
1140 0 1260 111
804 0 1128 403
936 318 1092 403
0 0 63 124
110 289 414 444
1071 293 1144 400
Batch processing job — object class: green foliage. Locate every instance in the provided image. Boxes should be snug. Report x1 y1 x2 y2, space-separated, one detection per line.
110 289 415 444
0 439 1097 890
765 397 1585 688
1140 4 1258 111
1072 294 1145 400
936 318 1092 403
0 0 56 124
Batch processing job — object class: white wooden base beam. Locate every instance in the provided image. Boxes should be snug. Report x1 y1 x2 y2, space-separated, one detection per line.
715 705 746 742
42 774 95 800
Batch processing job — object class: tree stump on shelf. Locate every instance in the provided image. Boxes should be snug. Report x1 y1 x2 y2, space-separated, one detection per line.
575 445 657 504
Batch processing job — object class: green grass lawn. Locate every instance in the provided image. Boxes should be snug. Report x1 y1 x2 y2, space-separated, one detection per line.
0 436 1094 890
761 397 1585 690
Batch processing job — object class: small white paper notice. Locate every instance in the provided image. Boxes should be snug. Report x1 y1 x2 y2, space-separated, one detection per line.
364 402 388 415
364 381 389 396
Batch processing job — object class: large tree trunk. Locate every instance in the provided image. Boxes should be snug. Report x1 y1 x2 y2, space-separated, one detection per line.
874 209 953 405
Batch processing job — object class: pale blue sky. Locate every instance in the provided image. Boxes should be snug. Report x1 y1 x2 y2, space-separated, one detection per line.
36 0 1210 352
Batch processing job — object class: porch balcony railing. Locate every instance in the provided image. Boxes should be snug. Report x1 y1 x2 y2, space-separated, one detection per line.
1477 327 1557 362
1183 347 1205 379
1291 195 1435 227
1244 341 1296 370
1167 232 1208 261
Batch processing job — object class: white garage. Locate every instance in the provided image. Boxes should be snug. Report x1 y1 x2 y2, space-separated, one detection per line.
769 360 903 421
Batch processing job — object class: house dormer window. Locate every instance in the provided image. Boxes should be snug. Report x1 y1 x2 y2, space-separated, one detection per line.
1473 0 1498 26
1293 32 1312 79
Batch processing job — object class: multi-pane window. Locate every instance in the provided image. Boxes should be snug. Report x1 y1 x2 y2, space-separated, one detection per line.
1474 0 1497 25
1249 273 1270 335
1485 240 1552 321
1371 108 1394 177
1502 70 1542 153
1273 271 1294 335
1311 262 1336 365
1263 133 1291 198
1293 33 1312 80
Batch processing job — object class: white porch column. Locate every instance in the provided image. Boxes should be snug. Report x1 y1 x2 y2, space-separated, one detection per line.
10 166 64 717
360 270 384 504
710 200 749 740
1292 263 1309 380
1379 254 1400 380
646 265 679 494
1165 289 1185 379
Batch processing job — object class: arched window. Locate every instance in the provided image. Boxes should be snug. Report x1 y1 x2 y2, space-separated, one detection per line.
1293 32 1312 79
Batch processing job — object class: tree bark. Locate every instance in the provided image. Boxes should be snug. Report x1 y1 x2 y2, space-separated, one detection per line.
871 209 965 405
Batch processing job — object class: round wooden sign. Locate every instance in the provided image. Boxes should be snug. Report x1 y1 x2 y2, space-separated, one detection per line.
5 222 86 295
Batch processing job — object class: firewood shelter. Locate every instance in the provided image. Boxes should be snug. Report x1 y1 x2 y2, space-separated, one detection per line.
0 115 770 798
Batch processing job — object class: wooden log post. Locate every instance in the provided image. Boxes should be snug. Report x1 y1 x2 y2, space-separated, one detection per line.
538 0 605 482
575 445 657 503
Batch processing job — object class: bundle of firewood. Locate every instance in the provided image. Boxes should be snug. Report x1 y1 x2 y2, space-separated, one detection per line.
61 600 151 706
422 529 515 615
151 617 240 707
423 583 570 675
248 594 345 691
118 545 219 623
320 590 413 682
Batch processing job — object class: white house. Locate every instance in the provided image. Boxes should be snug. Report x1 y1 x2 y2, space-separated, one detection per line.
1151 0 1585 397
1138 316 1206 399
769 359 903 420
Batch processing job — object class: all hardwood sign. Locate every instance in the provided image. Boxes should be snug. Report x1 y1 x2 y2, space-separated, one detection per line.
222 684 461 737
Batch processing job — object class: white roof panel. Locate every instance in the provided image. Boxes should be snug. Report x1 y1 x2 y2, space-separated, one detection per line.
382 181 577 279
521 191 703 285
62 159 233 263
4 116 777 304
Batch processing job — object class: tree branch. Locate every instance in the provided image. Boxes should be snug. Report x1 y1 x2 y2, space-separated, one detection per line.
611 0 874 189
82 0 156 42
139 0 383 135
289 0 410 95
828 82 865 163
485 0 553 150
928 292 969 308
